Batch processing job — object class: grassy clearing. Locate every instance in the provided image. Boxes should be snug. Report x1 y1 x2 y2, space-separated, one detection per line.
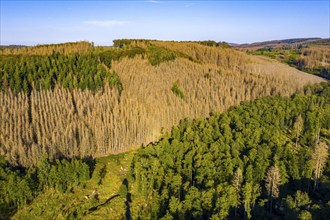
13 151 137 219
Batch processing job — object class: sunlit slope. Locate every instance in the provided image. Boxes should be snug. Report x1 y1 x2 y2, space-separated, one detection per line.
0 41 325 166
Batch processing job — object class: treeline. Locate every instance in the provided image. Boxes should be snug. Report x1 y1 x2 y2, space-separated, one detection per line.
0 156 91 218
130 82 330 219
104 40 197 66
98 45 180 67
98 47 146 67
0 41 93 56
113 39 231 48
196 40 232 48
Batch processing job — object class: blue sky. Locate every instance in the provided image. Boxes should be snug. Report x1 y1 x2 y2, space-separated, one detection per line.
1 0 329 45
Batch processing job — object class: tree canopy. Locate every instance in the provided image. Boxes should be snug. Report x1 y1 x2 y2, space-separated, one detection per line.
130 82 330 219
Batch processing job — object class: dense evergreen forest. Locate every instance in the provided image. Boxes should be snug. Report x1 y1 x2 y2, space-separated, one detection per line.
129 82 330 219
0 40 324 167
2 82 329 219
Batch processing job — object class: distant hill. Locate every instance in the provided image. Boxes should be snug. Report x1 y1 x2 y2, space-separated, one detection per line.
306 38 330 46
0 45 27 49
236 38 322 49
236 38 330 79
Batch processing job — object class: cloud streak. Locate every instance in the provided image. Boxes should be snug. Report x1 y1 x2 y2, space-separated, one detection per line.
185 3 195 8
84 20 129 27
146 0 163 4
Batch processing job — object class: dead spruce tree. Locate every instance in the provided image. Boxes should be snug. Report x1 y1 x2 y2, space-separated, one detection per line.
311 141 329 190
265 164 281 214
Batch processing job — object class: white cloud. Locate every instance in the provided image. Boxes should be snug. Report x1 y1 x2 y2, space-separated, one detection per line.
146 0 163 4
185 3 195 8
84 20 129 27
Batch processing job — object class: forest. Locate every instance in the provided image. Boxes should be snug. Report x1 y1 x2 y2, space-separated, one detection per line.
129 82 330 219
2 82 329 219
0 40 329 219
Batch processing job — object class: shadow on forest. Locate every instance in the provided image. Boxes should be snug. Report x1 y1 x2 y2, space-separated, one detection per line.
88 194 120 212
225 177 330 220
122 178 132 220
88 178 133 218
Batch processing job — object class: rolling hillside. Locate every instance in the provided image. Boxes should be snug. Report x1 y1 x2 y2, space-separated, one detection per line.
0 40 325 167
237 38 330 79
236 38 322 49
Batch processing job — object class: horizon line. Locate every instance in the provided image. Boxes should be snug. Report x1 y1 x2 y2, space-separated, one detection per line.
1 37 328 47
